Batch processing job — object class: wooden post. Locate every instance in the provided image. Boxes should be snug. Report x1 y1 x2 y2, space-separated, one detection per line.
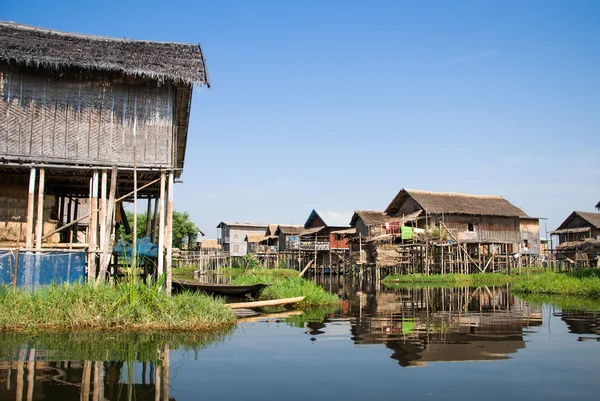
72 200 79 244
25 167 36 249
99 169 108 254
165 172 174 295
98 167 118 283
157 172 166 279
35 168 45 250
88 171 99 281
146 197 153 237
151 197 159 243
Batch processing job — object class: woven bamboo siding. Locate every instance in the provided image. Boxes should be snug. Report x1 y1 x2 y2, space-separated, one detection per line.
0 183 59 244
439 215 520 244
0 65 175 168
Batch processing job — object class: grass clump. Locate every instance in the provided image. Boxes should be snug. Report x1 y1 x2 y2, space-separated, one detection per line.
0 281 236 333
258 277 339 307
512 269 600 298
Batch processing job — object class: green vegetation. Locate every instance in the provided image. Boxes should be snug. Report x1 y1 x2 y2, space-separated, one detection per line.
383 269 600 299
227 267 339 307
0 282 236 333
511 269 600 298
119 210 200 248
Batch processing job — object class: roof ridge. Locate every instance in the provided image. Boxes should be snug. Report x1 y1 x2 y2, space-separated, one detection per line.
404 188 504 199
0 20 197 47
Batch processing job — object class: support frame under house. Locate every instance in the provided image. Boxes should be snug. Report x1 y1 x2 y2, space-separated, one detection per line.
0 21 210 291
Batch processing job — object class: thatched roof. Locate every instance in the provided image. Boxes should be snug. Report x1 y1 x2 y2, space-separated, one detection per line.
200 239 220 249
350 210 394 227
0 21 209 86
300 226 326 237
245 234 265 243
553 211 600 233
276 225 304 235
385 189 527 218
265 224 280 236
331 227 356 235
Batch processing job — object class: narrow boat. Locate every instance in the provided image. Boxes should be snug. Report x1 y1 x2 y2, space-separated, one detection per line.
171 278 268 296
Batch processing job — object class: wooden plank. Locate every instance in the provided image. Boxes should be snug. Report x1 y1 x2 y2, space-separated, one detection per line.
157 172 166 278
35 168 45 250
25 167 36 248
165 172 174 295
228 296 305 309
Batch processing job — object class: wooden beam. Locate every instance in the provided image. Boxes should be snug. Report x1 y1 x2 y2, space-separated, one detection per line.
157 172 166 279
87 171 99 281
35 168 45 250
25 167 36 249
97 167 118 284
165 171 174 296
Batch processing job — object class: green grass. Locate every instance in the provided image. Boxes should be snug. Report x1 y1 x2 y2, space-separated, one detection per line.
172 264 199 280
0 282 236 333
227 268 339 307
382 269 600 299
511 269 600 298
258 277 339 306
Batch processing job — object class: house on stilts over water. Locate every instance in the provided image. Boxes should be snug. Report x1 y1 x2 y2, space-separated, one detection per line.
0 21 210 290
349 189 539 274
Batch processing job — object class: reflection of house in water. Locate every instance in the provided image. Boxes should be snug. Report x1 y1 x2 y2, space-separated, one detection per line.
555 310 600 340
346 285 543 367
0 347 172 401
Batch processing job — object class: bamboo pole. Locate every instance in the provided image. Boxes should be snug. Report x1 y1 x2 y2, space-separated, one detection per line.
97 167 118 283
88 171 99 281
25 167 36 249
157 172 166 278
99 169 107 255
35 168 45 250
165 172 174 295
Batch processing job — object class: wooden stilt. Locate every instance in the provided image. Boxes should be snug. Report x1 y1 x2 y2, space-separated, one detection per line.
35 168 45 250
151 197 159 243
146 197 152 237
157 172 166 278
165 171 174 295
25 167 36 249
72 200 79 244
88 171 99 281
98 167 118 283
99 169 108 254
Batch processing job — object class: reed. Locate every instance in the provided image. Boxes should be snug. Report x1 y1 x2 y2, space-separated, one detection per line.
0 282 236 333
229 268 339 306
511 269 600 298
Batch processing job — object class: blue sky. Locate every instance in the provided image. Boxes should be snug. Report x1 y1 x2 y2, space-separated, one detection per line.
4 0 599 238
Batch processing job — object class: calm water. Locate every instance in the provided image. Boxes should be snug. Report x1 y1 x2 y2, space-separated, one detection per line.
1 276 599 401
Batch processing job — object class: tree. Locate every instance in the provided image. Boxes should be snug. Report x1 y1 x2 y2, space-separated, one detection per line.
118 210 200 249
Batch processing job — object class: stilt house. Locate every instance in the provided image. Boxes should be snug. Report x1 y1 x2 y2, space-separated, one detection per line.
217 222 268 256
551 211 600 266
0 22 210 290
302 209 351 250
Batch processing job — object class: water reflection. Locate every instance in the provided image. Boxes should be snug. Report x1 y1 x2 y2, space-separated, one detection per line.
311 275 543 366
0 331 229 401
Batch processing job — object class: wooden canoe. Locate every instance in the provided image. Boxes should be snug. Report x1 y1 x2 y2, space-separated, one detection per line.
171 278 268 296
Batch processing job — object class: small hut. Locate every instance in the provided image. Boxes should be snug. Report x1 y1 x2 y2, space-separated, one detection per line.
551 211 600 266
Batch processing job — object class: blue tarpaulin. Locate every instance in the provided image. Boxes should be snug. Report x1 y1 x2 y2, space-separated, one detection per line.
0 251 86 290
113 237 158 262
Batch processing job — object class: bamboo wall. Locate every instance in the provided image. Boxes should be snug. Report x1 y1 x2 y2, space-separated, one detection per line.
0 182 59 244
0 64 176 168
